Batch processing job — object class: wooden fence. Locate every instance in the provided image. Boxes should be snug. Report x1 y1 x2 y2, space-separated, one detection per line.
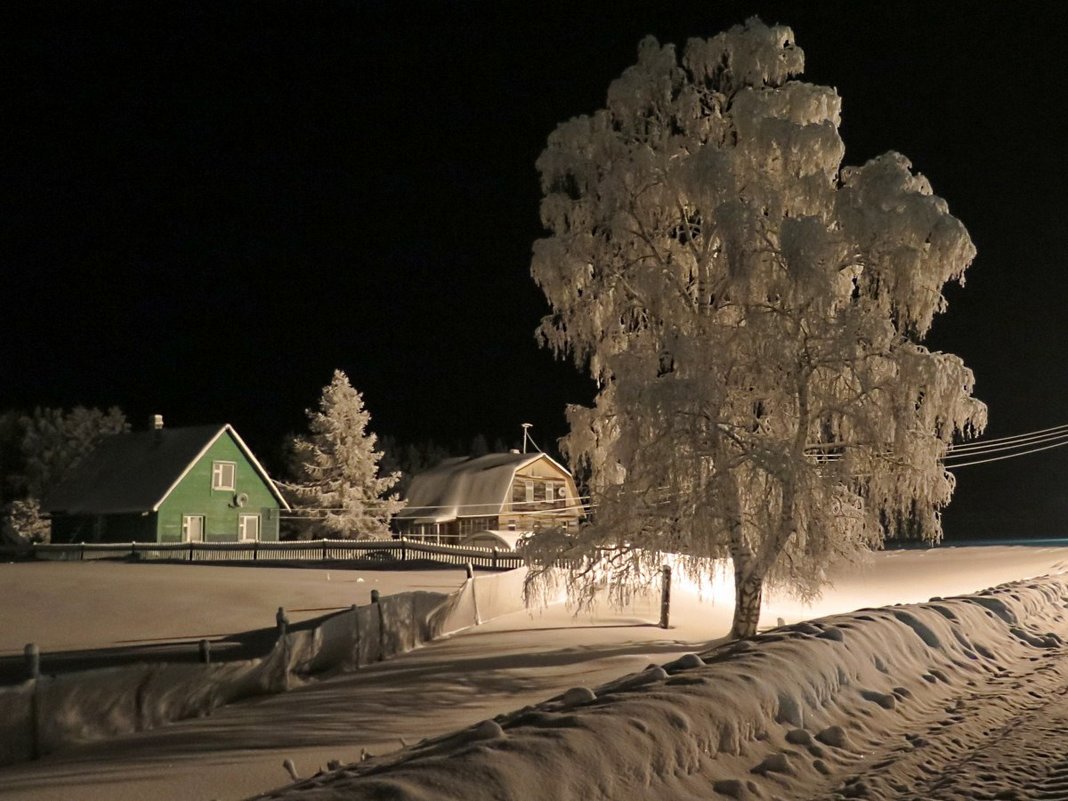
22 538 525 570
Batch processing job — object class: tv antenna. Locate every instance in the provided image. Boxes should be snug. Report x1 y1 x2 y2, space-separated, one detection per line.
521 423 533 453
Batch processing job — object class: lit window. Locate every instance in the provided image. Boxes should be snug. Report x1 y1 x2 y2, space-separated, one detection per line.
212 461 236 491
239 514 260 541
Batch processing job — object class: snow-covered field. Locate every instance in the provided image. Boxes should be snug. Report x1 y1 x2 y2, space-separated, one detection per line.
0 561 469 656
2 543 1068 801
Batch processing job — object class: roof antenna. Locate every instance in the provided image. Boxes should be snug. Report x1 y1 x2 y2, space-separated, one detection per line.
521 423 533 454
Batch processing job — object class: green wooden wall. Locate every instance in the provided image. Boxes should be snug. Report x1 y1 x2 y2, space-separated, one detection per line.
156 432 280 543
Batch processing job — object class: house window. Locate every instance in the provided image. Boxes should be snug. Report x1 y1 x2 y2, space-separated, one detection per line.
212 461 236 491
458 516 497 537
239 514 260 541
182 515 205 543
511 478 535 511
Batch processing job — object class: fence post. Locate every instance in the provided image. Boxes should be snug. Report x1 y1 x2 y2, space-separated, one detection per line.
199 639 211 664
370 589 386 659
253 541 258 561
25 642 40 681
276 607 290 691
130 541 136 559
465 562 474 579
25 643 40 759
189 542 194 562
276 606 289 638
350 604 360 669
80 542 85 561
492 548 498 569
322 538 328 561
659 564 672 629
401 538 407 562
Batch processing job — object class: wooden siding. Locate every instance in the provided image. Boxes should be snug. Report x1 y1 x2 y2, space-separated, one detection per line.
499 454 582 531
156 432 280 543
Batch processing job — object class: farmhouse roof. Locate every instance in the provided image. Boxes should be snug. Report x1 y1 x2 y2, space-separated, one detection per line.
395 451 569 524
43 424 290 515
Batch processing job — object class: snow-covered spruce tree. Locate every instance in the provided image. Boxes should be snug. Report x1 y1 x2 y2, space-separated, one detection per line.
526 19 986 638
287 370 404 539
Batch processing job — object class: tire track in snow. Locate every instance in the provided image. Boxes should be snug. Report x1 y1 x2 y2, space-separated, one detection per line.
813 640 1068 800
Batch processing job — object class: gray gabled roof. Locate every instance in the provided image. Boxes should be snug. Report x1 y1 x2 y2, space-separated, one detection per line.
395 451 571 523
43 424 290 515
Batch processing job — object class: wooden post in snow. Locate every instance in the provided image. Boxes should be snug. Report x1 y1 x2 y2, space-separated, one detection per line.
659 565 672 629
276 607 289 637
350 604 360 669
370 589 385 660
24 643 39 680
275 607 291 691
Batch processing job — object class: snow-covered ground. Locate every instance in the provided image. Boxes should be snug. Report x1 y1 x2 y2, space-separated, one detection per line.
1 544 1067 801
0 561 469 656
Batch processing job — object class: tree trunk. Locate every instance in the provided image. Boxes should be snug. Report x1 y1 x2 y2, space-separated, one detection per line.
730 566 764 639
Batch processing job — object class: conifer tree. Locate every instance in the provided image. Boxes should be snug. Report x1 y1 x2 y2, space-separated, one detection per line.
287 370 403 539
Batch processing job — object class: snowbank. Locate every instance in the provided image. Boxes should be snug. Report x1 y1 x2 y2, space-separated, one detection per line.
0 568 530 765
254 573 1068 801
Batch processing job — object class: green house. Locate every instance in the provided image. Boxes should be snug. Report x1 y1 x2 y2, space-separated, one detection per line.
44 421 290 544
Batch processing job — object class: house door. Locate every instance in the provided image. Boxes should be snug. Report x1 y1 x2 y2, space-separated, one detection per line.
182 515 205 542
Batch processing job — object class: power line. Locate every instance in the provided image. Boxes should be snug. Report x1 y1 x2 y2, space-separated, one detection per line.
943 431 1068 462
944 436 1068 469
947 422 1068 452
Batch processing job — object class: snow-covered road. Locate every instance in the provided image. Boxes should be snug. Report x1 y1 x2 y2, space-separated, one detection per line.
814 631 1068 800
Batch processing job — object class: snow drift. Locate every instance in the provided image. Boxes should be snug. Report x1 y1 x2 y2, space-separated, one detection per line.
254 573 1068 801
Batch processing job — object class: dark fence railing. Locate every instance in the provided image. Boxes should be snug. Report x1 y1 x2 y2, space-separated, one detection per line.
23 538 525 570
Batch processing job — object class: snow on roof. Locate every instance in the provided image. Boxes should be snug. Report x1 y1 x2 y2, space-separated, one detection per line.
43 424 290 514
396 452 567 523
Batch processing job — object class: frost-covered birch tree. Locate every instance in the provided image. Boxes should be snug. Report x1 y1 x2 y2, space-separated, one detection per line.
287 370 404 539
526 19 986 638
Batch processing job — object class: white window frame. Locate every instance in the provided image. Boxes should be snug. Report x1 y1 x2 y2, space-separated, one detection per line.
212 461 236 491
182 515 205 543
239 513 260 542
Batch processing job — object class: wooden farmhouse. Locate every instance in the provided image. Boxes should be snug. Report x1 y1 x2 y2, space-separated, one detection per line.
394 451 583 548
44 419 289 544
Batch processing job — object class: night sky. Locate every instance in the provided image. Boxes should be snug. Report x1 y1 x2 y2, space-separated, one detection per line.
4 2 1067 539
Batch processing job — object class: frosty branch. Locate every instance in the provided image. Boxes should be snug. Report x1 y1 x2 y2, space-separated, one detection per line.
525 18 986 639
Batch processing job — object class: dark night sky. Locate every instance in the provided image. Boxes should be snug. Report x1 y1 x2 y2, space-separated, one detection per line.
4 2 1067 539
